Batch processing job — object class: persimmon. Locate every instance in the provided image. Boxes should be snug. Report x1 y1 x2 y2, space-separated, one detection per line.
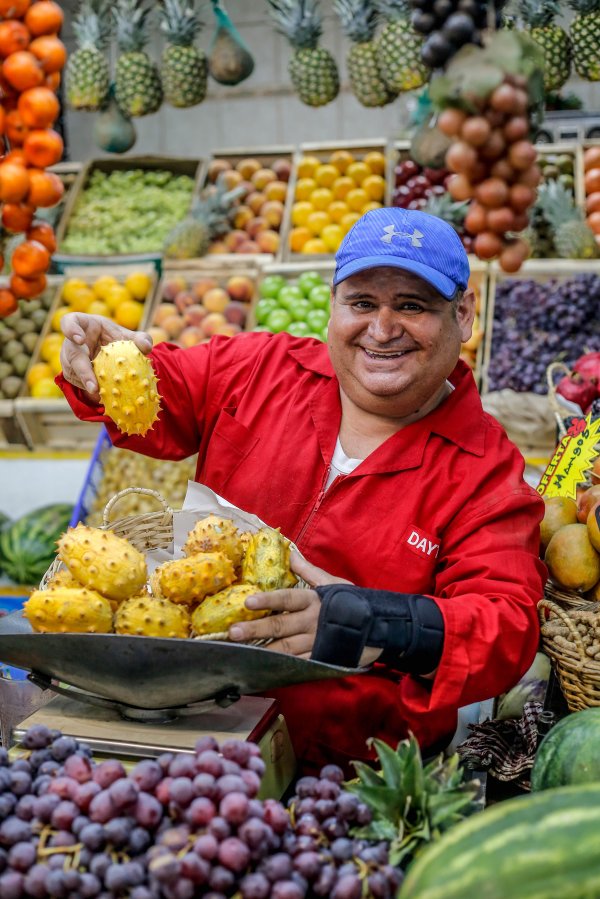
587 211 600 235
0 20 30 58
5 109 28 145
0 0 31 18
584 147 600 172
0 105 4 135
12 239 50 277
45 69 59 90
24 0 62 36
0 160 29 202
2 50 44 92
586 191 600 216
26 167 63 206
3 147 26 164
17 85 58 127
27 219 55 252
10 271 46 299
23 128 63 167
585 168 600 196
29 35 66 74
2 200 34 231
0 288 18 318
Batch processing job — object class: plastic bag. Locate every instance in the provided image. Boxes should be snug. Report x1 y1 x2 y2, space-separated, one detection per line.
208 0 254 86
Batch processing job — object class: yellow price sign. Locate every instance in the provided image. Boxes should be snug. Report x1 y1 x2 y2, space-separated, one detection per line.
537 414 600 500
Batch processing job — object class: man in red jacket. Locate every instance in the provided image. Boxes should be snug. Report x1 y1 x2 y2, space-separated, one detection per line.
58 208 546 774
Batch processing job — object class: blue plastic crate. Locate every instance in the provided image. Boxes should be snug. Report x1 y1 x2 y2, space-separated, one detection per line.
0 596 29 680
70 426 113 526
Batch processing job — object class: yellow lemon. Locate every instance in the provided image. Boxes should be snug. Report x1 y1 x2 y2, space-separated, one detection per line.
51 306 70 333
346 188 369 212
65 286 95 313
362 200 383 213
363 174 386 201
289 226 312 253
104 284 132 313
26 362 53 388
301 238 328 254
124 271 152 300
306 210 330 236
321 224 345 252
92 275 118 300
332 176 354 201
40 332 63 361
48 350 63 376
291 201 313 227
310 187 333 211
329 149 354 174
295 178 317 202
87 300 111 317
341 211 361 233
30 378 63 399
114 299 144 330
296 155 320 179
346 161 371 185
364 151 386 176
314 164 338 188
328 201 349 224
61 278 89 304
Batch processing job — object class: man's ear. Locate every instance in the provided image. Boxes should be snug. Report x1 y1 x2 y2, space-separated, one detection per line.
456 288 476 344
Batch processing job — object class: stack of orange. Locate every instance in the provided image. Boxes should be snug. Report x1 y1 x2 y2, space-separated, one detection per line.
0 0 66 319
584 146 600 248
289 149 387 255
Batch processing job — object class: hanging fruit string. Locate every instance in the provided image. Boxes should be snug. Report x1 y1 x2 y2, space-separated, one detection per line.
208 0 254 86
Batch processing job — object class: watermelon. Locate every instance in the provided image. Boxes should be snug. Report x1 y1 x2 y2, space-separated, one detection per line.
400 784 600 899
0 504 73 585
531 708 600 791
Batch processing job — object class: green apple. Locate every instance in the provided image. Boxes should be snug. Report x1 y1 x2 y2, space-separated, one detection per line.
277 285 304 311
266 308 293 333
306 308 330 332
319 326 329 342
306 331 323 341
298 270 324 297
309 284 331 311
288 321 311 337
260 274 286 299
288 298 312 322
255 298 278 325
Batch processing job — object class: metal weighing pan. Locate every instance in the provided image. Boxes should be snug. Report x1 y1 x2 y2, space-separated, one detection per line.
0 612 359 717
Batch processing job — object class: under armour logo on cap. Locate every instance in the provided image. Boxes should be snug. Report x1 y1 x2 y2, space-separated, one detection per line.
381 224 424 248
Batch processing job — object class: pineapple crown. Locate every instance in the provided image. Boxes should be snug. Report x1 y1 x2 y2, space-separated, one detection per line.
73 0 112 50
159 0 204 46
334 0 379 43
568 0 600 13
373 0 412 23
518 0 562 28
266 0 324 50
113 0 153 53
421 192 469 231
536 179 583 228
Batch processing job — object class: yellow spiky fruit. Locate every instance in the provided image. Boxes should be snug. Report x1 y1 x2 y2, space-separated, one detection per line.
241 528 297 591
46 568 82 589
114 594 190 638
154 552 235 605
24 588 113 634
191 584 267 636
93 340 160 437
182 515 244 568
57 524 148 602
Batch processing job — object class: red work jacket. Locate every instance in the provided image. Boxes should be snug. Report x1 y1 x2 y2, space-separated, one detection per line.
59 332 546 774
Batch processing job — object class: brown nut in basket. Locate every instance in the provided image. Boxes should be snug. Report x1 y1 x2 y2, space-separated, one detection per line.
538 597 600 712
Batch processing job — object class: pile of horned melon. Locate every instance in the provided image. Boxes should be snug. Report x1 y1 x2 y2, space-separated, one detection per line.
23 515 297 640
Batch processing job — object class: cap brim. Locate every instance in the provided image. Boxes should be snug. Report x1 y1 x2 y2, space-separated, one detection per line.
333 255 459 300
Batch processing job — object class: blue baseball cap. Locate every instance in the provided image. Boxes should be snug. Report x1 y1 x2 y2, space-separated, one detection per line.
333 207 470 300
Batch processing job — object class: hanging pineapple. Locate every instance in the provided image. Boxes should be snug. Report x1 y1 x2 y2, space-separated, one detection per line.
159 0 207 107
568 0 600 81
65 0 111 111
334 0 396 107
113 0 163 117
373 0 428 93
267 0 340 107
519 0 571 91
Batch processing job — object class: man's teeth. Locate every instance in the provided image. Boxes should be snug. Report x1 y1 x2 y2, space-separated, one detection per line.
364 349 407 358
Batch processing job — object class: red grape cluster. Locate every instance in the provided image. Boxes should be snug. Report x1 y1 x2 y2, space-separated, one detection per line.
438 76 539 272
410 0 506 69
0 725 404 899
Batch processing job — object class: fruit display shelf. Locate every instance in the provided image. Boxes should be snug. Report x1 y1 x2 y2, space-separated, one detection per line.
53 155 205 268
14 265 158 452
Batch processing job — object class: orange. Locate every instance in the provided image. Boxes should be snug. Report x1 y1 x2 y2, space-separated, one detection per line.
329 149 354 173
114 299 144 329
104 283 132 312
289 226 312 253
47 349 63 376
363 151 386 176
30 377 62 398
346 187 369 212
321 223 344 252
314 164 338 188
124 271 152 300
296 155 320 179
61 277 88 304
328 200 349 223
341 211 361 232
51 305 70 332
294 177 317 201
40 331 63 361
362 200 383 213
301 238 328 254
362 174 386 201
291 200 313 227
310 187 333 211
332 176 354 201
65 286 95 312
346 161 370 185
87 300 110 317
306 210 330 236
26 361 53 388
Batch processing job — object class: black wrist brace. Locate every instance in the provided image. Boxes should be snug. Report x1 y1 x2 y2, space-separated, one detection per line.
311 585 444 673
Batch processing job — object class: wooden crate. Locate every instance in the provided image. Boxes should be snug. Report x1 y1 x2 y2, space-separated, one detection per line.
0 400 28 450
536 141 585 210
53 155 205 267
283 139 391 264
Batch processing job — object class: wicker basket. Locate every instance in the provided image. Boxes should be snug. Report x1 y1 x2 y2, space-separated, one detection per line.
538 597 600 711
543 579 594 612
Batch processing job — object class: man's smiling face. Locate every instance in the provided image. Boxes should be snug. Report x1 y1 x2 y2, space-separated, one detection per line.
327 266 475 419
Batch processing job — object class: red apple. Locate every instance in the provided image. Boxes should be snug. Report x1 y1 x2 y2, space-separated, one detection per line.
225 275 254 304
224 301 248 327
272 158 291 182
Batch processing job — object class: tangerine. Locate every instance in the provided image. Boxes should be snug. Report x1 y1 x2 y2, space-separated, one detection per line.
0 0 30 18
114 299 144 329
2 50 43 92
584 147 600 172
18 85 59 128
328 200 349 223
585 168 600 196
294 178 316 201
26 168 63 207
306 210 330 236
24 0 63 36
332 176 354 201
346 161 370 185
30 378 62 398
345 188 369 212
362 174 386 201
329 149 354 173
0 288 17 318
0 20 30 58
289 226 311 252
28 35 66 73
314 164 338 188
296 155 319 179
124 271 152 300
5 109 28 145
10 271 46 298
12 239 50 277
2 201 34 232
22 128 63 167
310 187 333 211
0 161 29 203
26 361 53 388
26 220 56 253
301 238 328 254
291 201 312 227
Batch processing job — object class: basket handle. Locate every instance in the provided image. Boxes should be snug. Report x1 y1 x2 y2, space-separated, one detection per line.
103 487 172 527
538 597 587 661
546 362 572 440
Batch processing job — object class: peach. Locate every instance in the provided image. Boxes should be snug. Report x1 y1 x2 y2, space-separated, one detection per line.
184 304 208 327
224 229 248 252
236 239 260 253
153 303 178 326
225 275 255 304
148 326 168 345
191 276 218 301
256 230 280 254
220 169 243 190
252 168 277 190
246 216 269 239
207 159 231 182
272 158 291 182
259 200 284 229
162 275 187 301
246 191 266 215
203 287 230 313
179 325 203 348
233 205 254 230
214 322 242 337
236 158 261 180
264 180 288 203
224 301 248 327
202 312 227 336
161 314 185 339
208 240 227 254
174 290 196 313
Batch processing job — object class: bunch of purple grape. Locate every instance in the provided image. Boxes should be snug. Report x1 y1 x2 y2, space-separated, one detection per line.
409 0 506 69
0 725 404 898
487 274 600 394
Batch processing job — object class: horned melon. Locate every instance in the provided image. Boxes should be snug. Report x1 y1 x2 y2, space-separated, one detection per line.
191 583 267 636
93 340 161 437
153 552 235 605
46 568 82 589
57 524 148 602
24 588 113 634
182 515 244 568
115 594 190 638
241 527 297 591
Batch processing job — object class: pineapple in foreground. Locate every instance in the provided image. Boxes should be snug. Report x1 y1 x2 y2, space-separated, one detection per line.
569 0 600 80
93 341 161 437
536 180 599 259
114 0 163 117
374 0 428 93
65 0 112 111
520 0 571 91
335 0 396 107
267 0 340 107
163 178 245 259
57 525 148 602
159 0 207 108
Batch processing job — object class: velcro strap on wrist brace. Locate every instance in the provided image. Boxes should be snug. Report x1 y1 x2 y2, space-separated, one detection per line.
311 585 444 672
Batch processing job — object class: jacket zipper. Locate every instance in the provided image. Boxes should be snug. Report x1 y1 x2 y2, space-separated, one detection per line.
295 466 344 547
